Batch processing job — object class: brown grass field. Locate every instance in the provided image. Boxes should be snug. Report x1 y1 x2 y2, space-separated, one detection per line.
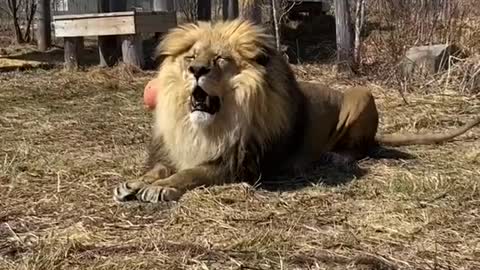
0 64 479 270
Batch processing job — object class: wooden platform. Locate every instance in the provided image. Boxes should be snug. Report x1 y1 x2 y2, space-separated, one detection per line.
53 10 177 37
52 10 177 70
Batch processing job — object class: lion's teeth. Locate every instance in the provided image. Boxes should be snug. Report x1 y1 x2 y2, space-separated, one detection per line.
205 96 210 107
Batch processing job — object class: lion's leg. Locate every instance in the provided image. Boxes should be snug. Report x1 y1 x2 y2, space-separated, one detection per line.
333 87 379 160
320 151 358 171
135 165 228 203
114 163 174 202
114 135 178 202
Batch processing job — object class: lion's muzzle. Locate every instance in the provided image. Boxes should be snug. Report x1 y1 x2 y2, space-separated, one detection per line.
189 86 221 127
190 86 220 114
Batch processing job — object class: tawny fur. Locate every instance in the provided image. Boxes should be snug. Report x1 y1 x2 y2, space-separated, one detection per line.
113 19 479 203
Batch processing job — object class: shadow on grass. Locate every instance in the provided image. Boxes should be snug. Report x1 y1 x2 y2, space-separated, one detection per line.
1 46 100 67
258 146 416 192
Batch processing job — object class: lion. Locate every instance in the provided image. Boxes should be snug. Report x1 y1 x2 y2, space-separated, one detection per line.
113 19 480 203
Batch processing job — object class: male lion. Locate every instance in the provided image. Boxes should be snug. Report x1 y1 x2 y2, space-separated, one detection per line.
114 19 479 203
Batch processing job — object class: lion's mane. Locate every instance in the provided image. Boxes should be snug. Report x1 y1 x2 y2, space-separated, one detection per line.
151 19 305 176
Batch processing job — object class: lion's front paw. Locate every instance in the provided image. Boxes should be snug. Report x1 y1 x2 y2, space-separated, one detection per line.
136 185 184 203
113 181 146 202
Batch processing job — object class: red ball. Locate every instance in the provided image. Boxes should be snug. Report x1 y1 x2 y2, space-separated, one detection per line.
143 79 159 111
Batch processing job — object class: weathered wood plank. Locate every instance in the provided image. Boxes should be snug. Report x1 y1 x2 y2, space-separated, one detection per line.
53 11 134 21
121 35 144 69
54 14 136 37
64 37 84 70
53 11 177 38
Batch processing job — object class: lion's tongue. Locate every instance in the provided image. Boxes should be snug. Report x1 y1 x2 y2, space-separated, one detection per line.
191 87 221 114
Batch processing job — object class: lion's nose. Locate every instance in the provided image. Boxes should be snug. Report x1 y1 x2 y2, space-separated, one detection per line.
188 64 211 79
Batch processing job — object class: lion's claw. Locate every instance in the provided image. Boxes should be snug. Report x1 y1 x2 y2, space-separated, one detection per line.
136 185 183 203
114 180 183 203
113 181 146 202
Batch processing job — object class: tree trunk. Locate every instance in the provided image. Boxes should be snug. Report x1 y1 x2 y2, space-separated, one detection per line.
37 0 51 51
334 0 354 73
98 0 120 67
223 0 239 20
13 17 24 44
7 0 24 43
197 0 211 21
240 0 261 24
23 0 37 42
271 0 280 51
121 35 144 69
64 37 83 70
353 0 366 68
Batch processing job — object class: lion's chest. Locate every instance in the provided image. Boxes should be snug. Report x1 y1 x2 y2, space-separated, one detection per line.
171 137 217 170
159 125 230 170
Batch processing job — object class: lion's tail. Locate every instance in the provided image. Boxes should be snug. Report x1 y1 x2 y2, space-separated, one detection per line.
375 117 480 146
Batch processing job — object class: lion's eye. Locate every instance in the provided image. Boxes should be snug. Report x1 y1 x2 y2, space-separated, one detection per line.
184 55 195 62
215 56 230 67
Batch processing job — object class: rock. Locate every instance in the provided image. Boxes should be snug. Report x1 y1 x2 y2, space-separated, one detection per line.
399 44 463 78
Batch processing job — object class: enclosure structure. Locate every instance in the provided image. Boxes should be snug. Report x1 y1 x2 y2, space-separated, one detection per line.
287 0 331 20
52 0 176 69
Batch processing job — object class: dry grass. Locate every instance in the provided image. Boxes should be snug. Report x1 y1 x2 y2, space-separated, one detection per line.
0 65 479 270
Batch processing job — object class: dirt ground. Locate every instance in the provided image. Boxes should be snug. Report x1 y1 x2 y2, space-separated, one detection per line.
0 64 479 270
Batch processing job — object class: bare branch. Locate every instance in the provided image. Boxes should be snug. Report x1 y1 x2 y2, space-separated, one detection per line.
278 0 298 23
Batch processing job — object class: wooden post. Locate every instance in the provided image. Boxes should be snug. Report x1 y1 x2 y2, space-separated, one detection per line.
223 0 239 20
121 35 144 68
334 0 354 73
98 0 119 67
37 0 52 51
64 37 83 70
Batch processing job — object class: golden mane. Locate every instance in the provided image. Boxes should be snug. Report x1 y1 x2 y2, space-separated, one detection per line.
156 20 275 61
152 19 301 170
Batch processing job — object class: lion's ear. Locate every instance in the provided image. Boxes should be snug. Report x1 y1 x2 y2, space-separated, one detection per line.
154 23 204 58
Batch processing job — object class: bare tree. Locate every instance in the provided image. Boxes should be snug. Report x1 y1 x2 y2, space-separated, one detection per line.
37 0 51 51
4 0 23 43
23 0 36 42
240 0 261 23
353 0 366 68
178 0 197 22
0 0 38 44
223 0 238 20
271 0 280 50
270 0 297 51
334 0 354 73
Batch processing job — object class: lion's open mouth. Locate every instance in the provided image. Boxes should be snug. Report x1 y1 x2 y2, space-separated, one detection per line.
190 86 220 115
